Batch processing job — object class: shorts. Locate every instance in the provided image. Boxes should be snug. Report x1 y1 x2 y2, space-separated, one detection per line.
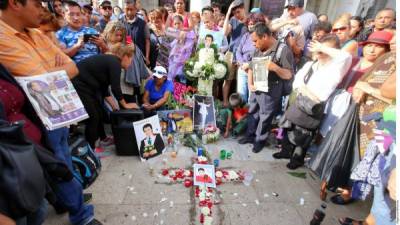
224 51 237 81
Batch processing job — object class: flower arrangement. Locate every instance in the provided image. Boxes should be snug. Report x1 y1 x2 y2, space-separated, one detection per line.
201 125 220 143
143 145 157 158
184 43 228 96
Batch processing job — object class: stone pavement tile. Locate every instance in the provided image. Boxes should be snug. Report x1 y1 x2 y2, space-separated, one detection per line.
93 204 156 225
221 202 307 225
217 183 260 205
123 180 192 205
86 171 131 204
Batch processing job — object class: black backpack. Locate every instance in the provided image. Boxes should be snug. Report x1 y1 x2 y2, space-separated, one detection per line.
68 134 101 189
271 40 294 96
0 120 46 219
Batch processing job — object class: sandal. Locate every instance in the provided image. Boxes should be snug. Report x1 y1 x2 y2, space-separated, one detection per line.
331 194 354 205
338 217 363 225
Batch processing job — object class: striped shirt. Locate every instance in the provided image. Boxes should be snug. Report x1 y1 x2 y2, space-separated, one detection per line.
0 20 72 77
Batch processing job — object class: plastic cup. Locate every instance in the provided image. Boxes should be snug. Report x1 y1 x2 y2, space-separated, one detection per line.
220 150 226 160
226 151 233 159
242 171 253 186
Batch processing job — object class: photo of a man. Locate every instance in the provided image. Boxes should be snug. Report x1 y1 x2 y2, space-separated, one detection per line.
139 123 165 160
193 95 216 131
195 168 213 183
193 164 216 188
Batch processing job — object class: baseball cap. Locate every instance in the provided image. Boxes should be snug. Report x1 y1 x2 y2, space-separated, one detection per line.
153 66 168 78
100 0 111 6
360 31 393 46
285 0 304 8
231 0 244 10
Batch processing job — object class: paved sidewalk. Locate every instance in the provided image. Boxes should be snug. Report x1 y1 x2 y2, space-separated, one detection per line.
44 138 370 225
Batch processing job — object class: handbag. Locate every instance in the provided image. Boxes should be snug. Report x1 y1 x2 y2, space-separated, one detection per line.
0 120 46 219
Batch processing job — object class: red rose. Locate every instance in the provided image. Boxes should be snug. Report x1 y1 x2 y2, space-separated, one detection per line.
162 169 169 176
184 179 192 188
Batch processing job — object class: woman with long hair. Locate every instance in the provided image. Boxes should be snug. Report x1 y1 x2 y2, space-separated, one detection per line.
332 17 359 56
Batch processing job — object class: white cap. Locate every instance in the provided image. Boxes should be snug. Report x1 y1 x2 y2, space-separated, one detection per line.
153 66 168 78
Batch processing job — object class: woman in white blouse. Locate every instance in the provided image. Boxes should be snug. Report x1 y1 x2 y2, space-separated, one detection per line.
273 34 352 170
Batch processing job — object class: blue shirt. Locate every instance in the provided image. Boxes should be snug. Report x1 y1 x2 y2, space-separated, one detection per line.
56 26 99 63
145 79 174 103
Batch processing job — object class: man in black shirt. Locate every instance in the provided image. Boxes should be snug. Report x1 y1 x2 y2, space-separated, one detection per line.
238 23 294 153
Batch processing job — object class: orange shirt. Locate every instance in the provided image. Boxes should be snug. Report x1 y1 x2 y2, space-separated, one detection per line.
0 20 72 77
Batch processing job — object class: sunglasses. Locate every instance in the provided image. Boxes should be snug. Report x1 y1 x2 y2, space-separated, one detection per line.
102 6 112 10
332 26 347 33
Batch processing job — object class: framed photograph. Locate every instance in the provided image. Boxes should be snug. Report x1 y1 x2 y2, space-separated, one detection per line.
193 95 216 132
193 164 216 188
133 115 166 162
15 70 88 130
157 109 193 134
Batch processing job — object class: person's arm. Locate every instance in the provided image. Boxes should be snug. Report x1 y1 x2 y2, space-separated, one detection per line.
270 18 298 32
268 61 292 80
219 35 229 53
380 72 396 99
235 35 245 65
150 91 171 110
308 40 351 61
354 81 393 104
224 112 232 138
144 24 151 65
142 90 150 105
222 3 234 36
388 169 396 200
0 214 15 225
60 36 84 57
48 59 79 79
247 69 256 92
287 34 303 57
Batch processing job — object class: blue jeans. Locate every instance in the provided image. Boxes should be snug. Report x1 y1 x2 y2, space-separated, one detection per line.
236 68 249 103
370 144 396 225
16 200 47 225
45 128 94 225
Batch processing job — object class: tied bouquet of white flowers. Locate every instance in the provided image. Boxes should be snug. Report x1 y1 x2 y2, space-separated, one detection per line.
184 43 228 95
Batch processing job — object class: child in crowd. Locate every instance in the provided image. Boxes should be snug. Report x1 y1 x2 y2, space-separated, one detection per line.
217 93 248 138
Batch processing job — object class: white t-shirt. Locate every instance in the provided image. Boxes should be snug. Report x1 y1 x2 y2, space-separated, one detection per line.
293 52 352 101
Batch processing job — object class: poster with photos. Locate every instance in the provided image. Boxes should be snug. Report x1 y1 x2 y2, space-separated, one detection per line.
15 70 88 130
193 95 216 131
157 109 193 134
133 115 166 162
193 164 216 188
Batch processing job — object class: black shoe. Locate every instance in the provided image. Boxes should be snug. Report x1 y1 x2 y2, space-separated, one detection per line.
286 160 304 170
83 193 93 204
238 136 254 144
252 141 265 153
54 204 68 215
87 219 103 225
272 151 291 159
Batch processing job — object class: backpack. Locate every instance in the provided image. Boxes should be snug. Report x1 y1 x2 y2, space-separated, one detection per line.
0 120 46 219
271 39 294 96
69 135 101 189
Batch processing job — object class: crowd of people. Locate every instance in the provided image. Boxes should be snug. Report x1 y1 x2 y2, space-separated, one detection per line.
0 0 396 224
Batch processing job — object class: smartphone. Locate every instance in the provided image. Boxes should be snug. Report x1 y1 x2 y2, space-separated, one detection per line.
83 34 99 42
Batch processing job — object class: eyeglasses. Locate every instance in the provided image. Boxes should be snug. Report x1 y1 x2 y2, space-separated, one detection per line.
102 6 112 10
332 26 348 33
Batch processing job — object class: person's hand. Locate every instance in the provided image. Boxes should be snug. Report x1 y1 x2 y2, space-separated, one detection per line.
227 1 236 15
388 169 396 200
74 36 84 49
123 102 139 109
223 130 229 138
145 57 150 66
241 63 250 72
308 40 324 53
55 53 66 67
352 87 366 104
178 31 186 42
90 36 107 50
249 84 257 92
267 61 279 72
143 152 150 158
143 103 153 110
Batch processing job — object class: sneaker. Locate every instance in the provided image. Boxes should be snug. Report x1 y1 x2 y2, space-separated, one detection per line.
83 193 93 204
99 136 114 147
252 141 265 153
238 136 254 145
86 219 103 225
